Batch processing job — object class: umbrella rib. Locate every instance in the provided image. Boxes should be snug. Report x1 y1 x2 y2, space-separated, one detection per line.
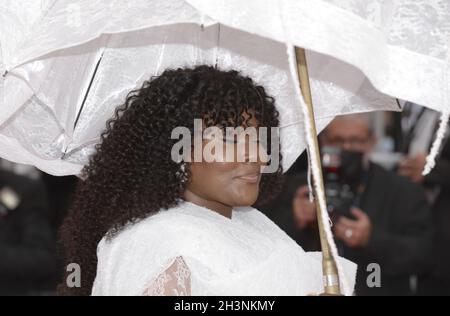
62 52 104 159
214 24 221 68
72 52 104 131
395 98 403 110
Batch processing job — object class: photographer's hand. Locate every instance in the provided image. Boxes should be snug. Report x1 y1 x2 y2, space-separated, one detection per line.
292 185 317 229
399 152 427 183
334 207 372 248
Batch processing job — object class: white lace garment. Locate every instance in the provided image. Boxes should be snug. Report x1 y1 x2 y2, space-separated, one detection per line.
92 201 356 296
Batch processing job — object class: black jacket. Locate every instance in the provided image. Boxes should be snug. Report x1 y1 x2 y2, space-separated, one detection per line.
0 170 57 295
262 163 434 296
423 138 450 279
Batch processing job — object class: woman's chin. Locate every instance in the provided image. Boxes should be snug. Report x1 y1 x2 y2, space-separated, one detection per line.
231 192 259 207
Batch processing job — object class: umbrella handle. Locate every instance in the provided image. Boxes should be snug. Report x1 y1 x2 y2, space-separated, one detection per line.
295 47 342 296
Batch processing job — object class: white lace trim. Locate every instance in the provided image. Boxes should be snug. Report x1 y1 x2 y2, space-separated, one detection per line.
142 256 191 296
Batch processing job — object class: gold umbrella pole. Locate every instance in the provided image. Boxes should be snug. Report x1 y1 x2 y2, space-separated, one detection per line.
295 47 341 295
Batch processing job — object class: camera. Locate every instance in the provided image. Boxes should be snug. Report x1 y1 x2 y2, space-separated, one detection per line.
321 146 364 220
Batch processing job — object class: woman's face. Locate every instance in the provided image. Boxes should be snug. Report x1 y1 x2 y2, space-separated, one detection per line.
185 115 267 210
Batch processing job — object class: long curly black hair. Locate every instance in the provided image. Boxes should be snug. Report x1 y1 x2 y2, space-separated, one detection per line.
57 65 283 296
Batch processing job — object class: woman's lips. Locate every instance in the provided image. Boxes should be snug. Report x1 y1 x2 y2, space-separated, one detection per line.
235 174 261 184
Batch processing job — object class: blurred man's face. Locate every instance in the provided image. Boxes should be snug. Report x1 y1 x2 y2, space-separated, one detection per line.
321 117 375 155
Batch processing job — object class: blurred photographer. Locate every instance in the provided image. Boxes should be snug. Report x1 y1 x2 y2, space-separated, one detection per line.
395 102 450 295
263 114 434 295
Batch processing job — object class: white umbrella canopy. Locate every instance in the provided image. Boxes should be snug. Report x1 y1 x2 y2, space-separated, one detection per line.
0 0 398 176
0 0 216 128
187 0 450 114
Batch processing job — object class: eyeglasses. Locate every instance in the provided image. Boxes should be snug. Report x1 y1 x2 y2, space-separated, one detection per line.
324 136 370 148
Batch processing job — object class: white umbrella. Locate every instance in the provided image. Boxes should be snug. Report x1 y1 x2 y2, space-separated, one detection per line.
188 0 450 112
0 0 397 176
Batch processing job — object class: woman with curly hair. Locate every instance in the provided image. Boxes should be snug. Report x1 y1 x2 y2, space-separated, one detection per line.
58 65 355 296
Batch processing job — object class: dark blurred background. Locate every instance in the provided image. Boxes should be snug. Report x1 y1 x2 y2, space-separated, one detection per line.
0 160 77 295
